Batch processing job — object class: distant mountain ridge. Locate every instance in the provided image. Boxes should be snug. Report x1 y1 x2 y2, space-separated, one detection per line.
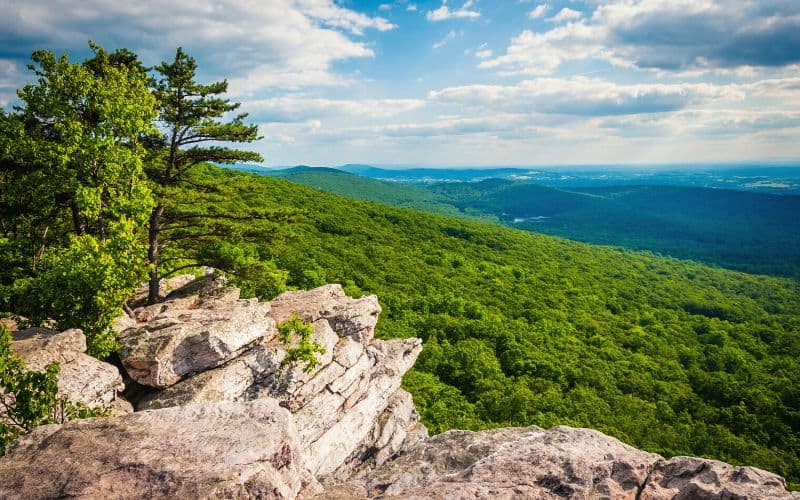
226 162 800 194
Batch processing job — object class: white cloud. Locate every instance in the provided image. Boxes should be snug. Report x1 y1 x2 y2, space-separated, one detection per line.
547 7 582 23
483 0 800 76
429 77 744 116
744 77 800 98
407 4 417 11
528 4 548 19
597 109 800 139
343 114 534 138
433 30 462 49
427 0 481 21
0 0 395 94
479 23 602 76
248 96 425 122
379 3 392 11
294 0 395 34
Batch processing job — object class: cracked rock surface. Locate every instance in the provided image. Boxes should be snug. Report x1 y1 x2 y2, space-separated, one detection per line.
127 282 424 482
316 425 800 499
0 399 317 499
9 327 127 412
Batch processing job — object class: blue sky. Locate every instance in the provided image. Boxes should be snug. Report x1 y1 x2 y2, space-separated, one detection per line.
1 0 800 167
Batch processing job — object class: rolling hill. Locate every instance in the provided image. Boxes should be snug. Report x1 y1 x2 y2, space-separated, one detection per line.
264 167 800 279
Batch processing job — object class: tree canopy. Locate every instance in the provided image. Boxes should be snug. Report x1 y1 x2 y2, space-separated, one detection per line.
0 43 278 354
0 44 157 357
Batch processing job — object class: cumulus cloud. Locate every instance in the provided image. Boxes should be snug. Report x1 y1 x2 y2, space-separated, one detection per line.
429 77 743 116
598 109 800 139
482 0 800 75
247 96 425 122
743 77 800 98
474 43 493 59
0 0 394 94
479 23 601 76
547 7 582 23
364 114 531 138
427 0 481 21
528 4 548 19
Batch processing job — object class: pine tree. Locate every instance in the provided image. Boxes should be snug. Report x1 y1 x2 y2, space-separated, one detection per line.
146 48 263 303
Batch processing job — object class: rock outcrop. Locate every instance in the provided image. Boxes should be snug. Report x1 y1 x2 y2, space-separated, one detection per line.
1 275 798 500
319 425 800 499
117 284 277 388
9 327 128 412
0 399 317 499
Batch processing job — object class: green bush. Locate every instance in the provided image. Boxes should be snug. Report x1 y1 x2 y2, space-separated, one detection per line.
12 221 147 359
277 314 326 373
0 325 107 455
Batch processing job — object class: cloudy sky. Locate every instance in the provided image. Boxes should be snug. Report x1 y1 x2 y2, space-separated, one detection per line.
1 0 800 167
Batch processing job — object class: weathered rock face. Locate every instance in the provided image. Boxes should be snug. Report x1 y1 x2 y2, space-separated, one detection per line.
268 285 381 343
117 284 276 388
642 456 799 500
0 399 319 499
10 327 127 411
318 425 800 499
328 389 428 483
127 282 424 483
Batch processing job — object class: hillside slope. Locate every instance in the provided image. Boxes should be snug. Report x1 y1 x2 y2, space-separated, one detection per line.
193 165 800 487
266 167 800 278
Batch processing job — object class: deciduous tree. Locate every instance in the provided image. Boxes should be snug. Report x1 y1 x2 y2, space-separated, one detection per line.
0 44 156 356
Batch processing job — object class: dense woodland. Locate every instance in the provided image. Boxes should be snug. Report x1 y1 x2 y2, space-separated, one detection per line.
268 167 800 279
0 46 798 489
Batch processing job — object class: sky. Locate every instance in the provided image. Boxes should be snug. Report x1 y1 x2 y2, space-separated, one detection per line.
1 0 800 167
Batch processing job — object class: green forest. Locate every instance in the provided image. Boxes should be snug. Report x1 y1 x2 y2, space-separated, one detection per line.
267 167 800 279
1 46 799 489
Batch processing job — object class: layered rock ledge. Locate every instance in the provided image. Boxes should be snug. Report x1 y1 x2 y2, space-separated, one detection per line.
9 327 129 414
1 275 797 499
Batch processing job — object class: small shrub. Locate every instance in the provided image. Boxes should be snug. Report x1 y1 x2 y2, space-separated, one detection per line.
277 314 326 373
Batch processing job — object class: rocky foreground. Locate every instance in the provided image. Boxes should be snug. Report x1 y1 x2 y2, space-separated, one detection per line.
1 275 797 499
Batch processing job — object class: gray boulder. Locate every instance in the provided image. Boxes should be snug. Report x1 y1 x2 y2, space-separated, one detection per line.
317 425 800 499
10 327 126 412
268 285 381 343
117 286 276 388
0 399 320 499
642 455 799 499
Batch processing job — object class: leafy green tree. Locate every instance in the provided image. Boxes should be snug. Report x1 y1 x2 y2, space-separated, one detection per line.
145 47 264 303
0 45 156 355
17 221 147 358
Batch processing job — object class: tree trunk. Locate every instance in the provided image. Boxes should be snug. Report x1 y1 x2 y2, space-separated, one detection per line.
147 205 164 304
70 203 86 236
